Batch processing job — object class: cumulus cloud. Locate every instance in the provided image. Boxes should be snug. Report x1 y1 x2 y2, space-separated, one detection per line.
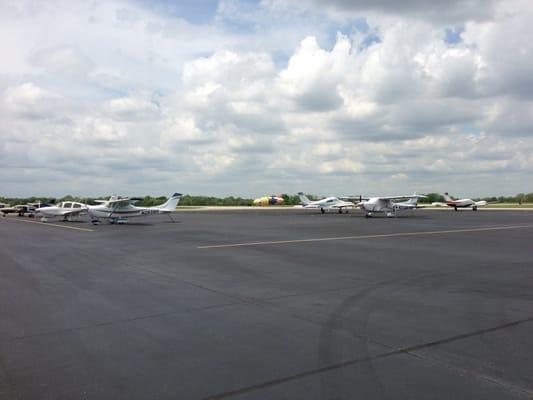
277 36 347 112
270 0 500 24
0 0 532 197
104 94 160 120
3 82 60 119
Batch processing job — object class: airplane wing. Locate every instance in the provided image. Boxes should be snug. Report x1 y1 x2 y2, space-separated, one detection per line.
93 200 108 203
328 201 356 209
394 203 423 210
375 195 427 201
105 198 133 206
339 196 366 201
60 209 87 217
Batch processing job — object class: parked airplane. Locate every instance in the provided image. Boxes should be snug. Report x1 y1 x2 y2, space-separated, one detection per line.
297 192 356 214
0 202 52 217
88 193 182 224
36 201 88 222
253 195 284 206
0 204 29 216
442 193 487 211
358 193 427 217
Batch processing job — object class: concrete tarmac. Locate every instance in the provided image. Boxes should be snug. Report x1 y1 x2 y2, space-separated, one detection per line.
0 209 532 399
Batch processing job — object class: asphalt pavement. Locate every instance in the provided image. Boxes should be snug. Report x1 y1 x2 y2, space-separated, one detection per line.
0 209 532 399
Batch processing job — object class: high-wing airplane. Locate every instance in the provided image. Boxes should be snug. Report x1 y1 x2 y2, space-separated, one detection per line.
358 193 427 217
36 201 88 222
88 193 182 224
297 192 356 214
442 193 487 211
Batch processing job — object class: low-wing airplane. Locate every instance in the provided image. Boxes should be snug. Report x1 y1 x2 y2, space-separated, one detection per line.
297 192 356 214
88 193 182 224
1 202 52 217
358 193 427 217
0 204 29 217
36 201 88 222
442 193 487 211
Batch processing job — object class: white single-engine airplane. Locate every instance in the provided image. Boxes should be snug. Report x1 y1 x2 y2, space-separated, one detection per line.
441 192 487 211
297 192 356 214
88 193 182 224
36 201 88 222
358 193 427 218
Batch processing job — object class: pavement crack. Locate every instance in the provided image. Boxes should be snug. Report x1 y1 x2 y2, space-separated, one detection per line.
3 300 249 343
202 315 533 400
403 349 533 398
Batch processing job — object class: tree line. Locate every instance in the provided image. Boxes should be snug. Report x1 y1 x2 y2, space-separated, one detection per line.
1 192 532 207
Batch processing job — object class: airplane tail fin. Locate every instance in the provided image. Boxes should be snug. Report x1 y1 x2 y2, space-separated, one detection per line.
443 192 454 202
153 193 182 212
297 192 311 206
405 197 419 205
406 193 427 206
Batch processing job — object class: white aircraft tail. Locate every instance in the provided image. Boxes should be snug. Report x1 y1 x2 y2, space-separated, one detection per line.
297 192 311 206
443 192 455 202
153 193 182 212
405 196 419 206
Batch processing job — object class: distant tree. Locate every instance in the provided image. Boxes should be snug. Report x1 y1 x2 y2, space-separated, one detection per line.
282 194 302 205
418 193 445 204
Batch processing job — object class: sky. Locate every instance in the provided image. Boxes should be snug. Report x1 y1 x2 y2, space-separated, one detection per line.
1 0 532 197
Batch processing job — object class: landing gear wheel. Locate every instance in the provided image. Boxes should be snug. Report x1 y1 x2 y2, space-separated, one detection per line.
321 208 325 214
338 209 342 214
473 206 477 211
454 207 458 211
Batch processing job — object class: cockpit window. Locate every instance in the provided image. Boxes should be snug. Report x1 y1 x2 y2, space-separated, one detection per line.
63 202 72 208
73 203 81 208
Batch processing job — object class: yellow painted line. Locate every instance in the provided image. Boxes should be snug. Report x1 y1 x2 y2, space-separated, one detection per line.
2 217 94 232
198 224 533 249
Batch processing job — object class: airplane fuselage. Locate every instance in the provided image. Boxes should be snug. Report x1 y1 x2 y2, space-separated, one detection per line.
442 193 486 210
303 197 355 213
446 199 475 208
359 194 423 217
88 205 161 219
37 202 87 221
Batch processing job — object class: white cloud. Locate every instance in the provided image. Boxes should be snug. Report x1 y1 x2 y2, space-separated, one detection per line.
277 35 349 111
104 94 160 120
271 0 500 24
1 0 532 197
3 82 60 119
